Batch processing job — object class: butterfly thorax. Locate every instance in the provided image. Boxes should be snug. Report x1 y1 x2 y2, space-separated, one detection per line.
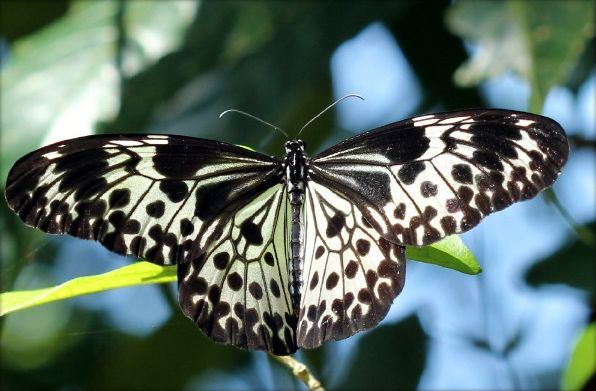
283 139 308 313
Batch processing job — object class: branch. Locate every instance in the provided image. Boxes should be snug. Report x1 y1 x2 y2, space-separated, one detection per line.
268 353 325 391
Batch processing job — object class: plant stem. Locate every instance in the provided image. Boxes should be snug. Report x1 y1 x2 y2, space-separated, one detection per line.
268 353 325 391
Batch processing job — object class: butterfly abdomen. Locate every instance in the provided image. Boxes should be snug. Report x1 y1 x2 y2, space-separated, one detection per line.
283 140 308 313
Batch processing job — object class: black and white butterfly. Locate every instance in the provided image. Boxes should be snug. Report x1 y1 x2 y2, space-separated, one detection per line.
5 108 568 355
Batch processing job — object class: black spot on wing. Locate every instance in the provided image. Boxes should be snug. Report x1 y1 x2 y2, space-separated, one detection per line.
159 180 189 203
249 282 263 300
420 181 438 197
359 126 431 163
108 188 131 208
467 121 522 141
471 134 518 159
326 272 339 290
472 150 504 171
451 164 473 184
54 149 110 191
397 161 426 185
326 212 345 238
356 239 371 256
227 272 243 291
345 260 358 279
213 252 230 270
240 221 263 245
270 278 281 297
264 252 275 266
394 203 406 220
151 145 213 178
194 181 233 221
180 218 195 236
146 200 165 218
381 127 430 163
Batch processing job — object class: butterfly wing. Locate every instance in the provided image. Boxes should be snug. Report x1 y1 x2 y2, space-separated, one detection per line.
309 109 569 246
5 134 297 354
297 180 405 349
178 184 298 354
295 109 568 347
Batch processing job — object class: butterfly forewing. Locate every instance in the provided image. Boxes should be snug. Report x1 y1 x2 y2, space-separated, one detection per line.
5 135 282 265
310 109 569 246
297 180 405 349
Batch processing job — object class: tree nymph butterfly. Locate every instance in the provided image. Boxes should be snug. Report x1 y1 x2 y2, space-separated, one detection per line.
5 106 568 355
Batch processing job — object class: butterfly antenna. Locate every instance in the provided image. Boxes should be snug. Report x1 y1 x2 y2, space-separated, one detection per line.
219 109 290 139
296 93 365 138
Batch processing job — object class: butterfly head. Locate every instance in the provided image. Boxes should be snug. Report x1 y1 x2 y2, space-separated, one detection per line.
284 139 306 154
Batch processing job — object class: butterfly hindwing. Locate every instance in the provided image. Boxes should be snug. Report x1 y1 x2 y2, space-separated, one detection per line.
5 135 282 265
297 180 405 349
178 184 298 354
310 109 569 246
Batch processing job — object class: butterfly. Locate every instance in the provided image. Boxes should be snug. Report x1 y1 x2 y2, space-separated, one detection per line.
5 108 568 355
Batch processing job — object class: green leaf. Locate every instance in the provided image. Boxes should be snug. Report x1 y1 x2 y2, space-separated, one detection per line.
1 235 480 317
407 235 482 275
446 0 594 110
562 323 596 391
0 261 176 316
0 0 197 186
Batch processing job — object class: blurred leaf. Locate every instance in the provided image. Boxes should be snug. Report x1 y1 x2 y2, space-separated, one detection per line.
446 0 594 110
525 221 596 298
338 315 426 389
446 1 529 86
1 0 197 185
93 309 248 391
0 261 175 316
561 323 596 391
509 0 595 110
407 235 482 275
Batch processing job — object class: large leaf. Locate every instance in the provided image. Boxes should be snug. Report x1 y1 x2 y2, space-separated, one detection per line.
561 323 596 391
0 236 478 316
0 261 176 316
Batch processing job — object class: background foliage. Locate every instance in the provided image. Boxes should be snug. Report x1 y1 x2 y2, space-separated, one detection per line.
1 1 594 390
